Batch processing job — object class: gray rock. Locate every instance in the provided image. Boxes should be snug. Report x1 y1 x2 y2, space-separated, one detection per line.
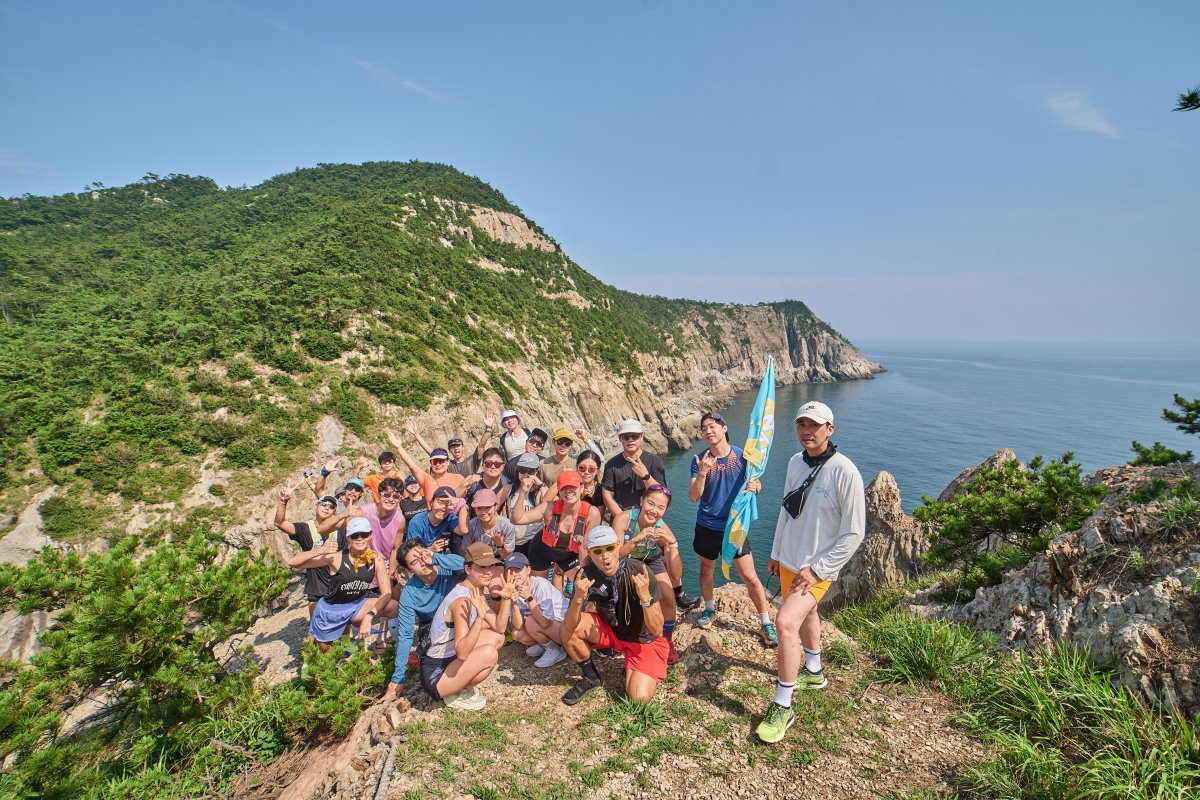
0 487 56 567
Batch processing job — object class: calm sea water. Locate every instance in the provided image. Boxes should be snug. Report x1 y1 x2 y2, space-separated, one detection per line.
661 340 1200 592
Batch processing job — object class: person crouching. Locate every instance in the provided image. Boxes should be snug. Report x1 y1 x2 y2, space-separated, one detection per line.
560 526 668 705
502 552 570 668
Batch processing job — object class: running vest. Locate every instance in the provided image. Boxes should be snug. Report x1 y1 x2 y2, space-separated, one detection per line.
542 499 592 552
324 551 378 604
623 508 664 562
425 583 477 659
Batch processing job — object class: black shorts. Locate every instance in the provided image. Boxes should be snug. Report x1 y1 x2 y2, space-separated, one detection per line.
419 654 456 700
528 534 578 573
693 523 751 561
632 553 668 576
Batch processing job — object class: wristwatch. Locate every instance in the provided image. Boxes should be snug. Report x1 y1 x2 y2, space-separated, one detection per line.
638 597 654 607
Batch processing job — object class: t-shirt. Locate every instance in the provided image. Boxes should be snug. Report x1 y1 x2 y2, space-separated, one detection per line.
462 516 517 555
538 456 570 487
360 503 406 566
418 471 465 509
499 428 529 461
389 552 464 685
462 475 510 518
405 510 459 548
517 576 568 622
399 496 427 524
447 452 479 478
583 558 661 644
691 446 747 530
362 471 402 504
287 521 345 599
601 452 667 511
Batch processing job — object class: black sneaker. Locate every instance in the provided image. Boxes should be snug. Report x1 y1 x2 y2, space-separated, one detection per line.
561 677 602 705
675 591 703 612
594 647 619 658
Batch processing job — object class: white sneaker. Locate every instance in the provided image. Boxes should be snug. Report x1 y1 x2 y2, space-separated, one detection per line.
445 686 487 710
535 643 568 668
525 644 546 658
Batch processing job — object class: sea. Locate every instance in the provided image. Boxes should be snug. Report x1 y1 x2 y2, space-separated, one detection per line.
660 340 1200 592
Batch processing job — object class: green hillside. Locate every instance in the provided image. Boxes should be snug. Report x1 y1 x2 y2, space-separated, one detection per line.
0 161 837 506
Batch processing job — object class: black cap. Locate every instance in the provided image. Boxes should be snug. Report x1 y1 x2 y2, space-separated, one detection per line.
379 451 396 463
447 437 464 447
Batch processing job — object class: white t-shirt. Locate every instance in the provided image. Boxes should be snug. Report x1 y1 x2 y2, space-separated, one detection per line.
518 576 568 622
769 451 866 581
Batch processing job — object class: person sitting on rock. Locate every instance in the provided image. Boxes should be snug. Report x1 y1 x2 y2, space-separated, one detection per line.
274 486 343 619
511 470 600 591
613 485 683 666
501 552 570 668
382 539 465 700
460 488 516 559
418 542 515 710
290 517 390 653
560 525 668 705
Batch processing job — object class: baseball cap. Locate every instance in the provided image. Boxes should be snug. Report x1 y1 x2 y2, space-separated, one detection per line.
431 486 457 500
465 542 502 566
318 495 338 506
557 470 582 489
552 427 575 443
346 517 372 536
795 401 834 425
617 419 644 436
500 410 519 422
504 552 531 570
470 488 498 507
587 525 619 548
378 451 396 463
345 478 365 489
447 437 464 447
516 452 541 470
429 448 449 461
528 428 549 443
404 474 419 486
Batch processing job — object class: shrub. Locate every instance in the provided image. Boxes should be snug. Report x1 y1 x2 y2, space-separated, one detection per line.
1129 440 1193 466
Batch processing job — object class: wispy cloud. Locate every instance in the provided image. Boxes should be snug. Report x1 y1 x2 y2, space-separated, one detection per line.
1041 90 1119 139
0 148 56 176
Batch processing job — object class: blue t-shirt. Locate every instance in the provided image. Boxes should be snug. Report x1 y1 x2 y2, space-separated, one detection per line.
390 552 464 684
692 446 747 530
404 511 458 547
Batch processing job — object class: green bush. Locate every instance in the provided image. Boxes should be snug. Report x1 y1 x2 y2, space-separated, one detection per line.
38 494 98 540
1129 440 1193 466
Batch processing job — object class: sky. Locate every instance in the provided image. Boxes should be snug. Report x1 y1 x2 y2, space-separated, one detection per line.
2 1 1197 344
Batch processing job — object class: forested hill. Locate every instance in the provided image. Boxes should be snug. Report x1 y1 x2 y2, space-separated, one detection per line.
0 161 864 507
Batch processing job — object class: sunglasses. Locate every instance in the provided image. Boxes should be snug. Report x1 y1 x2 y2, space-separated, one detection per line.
647 484 672 496
588 544 619 556
430 458 448 464
482 460 505 468
576 464 598 473
619 433 642 441
528 440 545 448
318 502 336 510
555 438 573 446
347 531 371 540
379 490 401 499
518 468 538 476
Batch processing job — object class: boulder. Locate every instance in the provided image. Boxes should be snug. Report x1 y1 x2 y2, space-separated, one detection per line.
0 487 56 567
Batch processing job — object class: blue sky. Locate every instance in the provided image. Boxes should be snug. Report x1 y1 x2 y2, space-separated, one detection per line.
2 1 1197 344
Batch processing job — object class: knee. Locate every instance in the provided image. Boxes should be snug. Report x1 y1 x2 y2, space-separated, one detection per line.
776 606 803 633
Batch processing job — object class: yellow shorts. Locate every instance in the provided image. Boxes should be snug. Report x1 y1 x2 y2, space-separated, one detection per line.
779 566 831 602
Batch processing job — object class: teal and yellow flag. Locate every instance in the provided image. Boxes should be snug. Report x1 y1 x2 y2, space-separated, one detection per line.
721 357 776 579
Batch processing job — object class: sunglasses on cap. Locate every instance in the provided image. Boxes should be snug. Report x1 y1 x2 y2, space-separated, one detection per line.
588 544 619 556
647 484 671 496
347 531 371 540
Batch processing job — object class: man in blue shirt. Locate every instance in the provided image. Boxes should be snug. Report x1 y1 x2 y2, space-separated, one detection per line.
401 486 466 555
383 539 466 699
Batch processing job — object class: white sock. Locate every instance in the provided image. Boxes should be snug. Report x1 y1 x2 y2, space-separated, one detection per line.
705 600 715 612
774 679 796 708
759 611 771 625
804 647 822 674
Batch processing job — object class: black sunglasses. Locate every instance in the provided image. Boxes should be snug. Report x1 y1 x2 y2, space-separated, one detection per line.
347 531 371 540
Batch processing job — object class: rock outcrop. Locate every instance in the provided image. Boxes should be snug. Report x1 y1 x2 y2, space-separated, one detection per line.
824 471 930 609
936 448 1019 503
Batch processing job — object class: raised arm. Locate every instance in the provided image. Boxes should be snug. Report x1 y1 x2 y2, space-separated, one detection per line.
475 415 495 461
273 487 298 536
633 565 664 638
387 430 431 483
289 537 339 570
406 420 434 456
317 502 362 536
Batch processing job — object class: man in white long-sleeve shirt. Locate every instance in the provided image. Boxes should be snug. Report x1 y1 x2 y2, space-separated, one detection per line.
756 401 865 744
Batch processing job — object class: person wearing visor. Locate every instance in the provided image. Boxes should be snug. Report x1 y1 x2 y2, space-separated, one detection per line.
274 486 343 618
404 416 494 478
387 430 465 507
290 517 390 653
756 401 865 744
560 525 668 705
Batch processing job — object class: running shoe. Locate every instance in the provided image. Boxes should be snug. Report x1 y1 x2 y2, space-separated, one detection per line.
561 676 602 706
798 668 827 690
594 647 618 658
666 637 680 666
759 621 778 648
754 702 796 744
534 643 568 668
696 608 716 629
525 643 546 658
445 687 487 710
676 591 703 612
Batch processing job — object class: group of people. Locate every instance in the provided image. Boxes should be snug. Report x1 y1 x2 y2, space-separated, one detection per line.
275 402 865 743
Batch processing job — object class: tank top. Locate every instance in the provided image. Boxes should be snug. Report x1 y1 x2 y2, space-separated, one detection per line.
426 583 477 659
542 499 592 552
324 550 378 604
623 508 664 562
506 488 544 545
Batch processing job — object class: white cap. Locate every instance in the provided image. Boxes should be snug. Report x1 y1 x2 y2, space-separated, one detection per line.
795 401 834 425
616 419 644 435
500 409 518 421
346 517 372 535
586 525 619 548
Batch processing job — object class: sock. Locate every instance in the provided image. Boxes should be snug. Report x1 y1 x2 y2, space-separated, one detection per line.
663 619 676 638
759 612 771 625
804 647 822 674
705 600 716 612
580 657 601 682
773 679 796 708
673 584 686 599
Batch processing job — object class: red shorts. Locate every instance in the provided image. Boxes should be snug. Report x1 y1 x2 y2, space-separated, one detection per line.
592 614 669 682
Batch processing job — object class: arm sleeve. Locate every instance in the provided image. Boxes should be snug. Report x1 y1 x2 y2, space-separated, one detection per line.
770 458 799 562
586 439 603 458
390 595 418 685
811 468 867 580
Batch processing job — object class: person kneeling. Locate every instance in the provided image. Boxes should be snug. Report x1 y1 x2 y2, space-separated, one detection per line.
502 552 570 668
560 526 668 706
419 542 513 711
